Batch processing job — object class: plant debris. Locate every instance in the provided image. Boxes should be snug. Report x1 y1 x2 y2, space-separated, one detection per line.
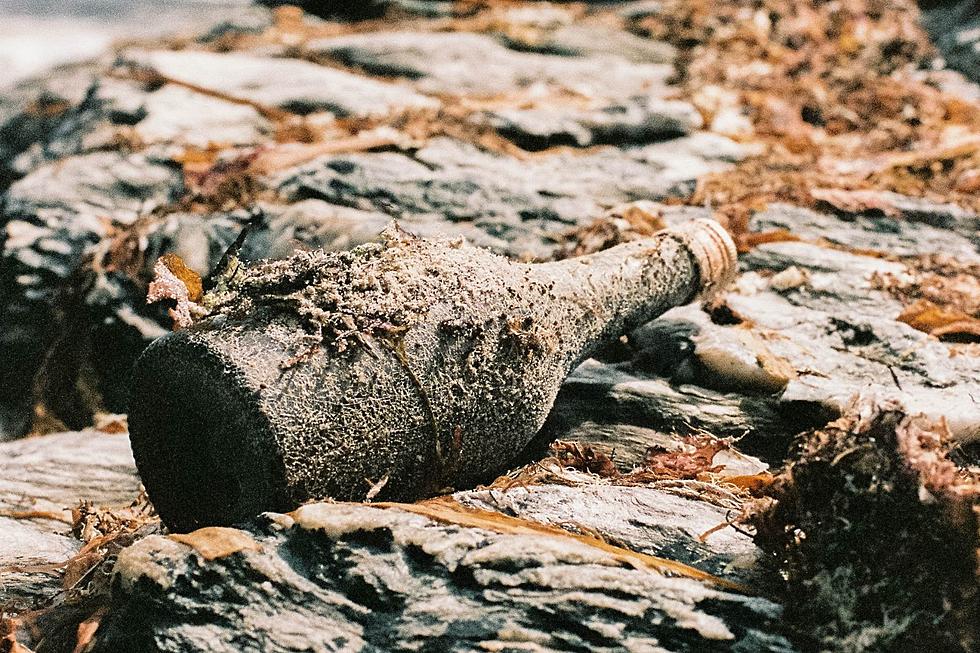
750 398 980 652
637 0 980 237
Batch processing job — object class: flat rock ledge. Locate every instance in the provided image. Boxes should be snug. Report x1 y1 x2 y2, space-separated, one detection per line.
93 501 794 653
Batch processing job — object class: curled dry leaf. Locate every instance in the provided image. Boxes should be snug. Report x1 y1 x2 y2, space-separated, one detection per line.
550 440 619 477
644 436 728 480
147 254 204 329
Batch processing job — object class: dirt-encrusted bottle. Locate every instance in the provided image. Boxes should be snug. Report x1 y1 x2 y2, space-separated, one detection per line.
129 219 737 531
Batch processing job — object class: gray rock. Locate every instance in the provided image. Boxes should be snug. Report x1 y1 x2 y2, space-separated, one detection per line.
0 62 100 187
307 31 673 99
548 357 791 447
750 203 980 261
130 83 272 147
921 0 980 84
499 22 676 64
90 500 795 652
735 241 980 441
457 484 764 583
475 96 702 150
0 430 140 609
618 1 666 21
0 151 183 437
275 134 743 258
119 48 439 117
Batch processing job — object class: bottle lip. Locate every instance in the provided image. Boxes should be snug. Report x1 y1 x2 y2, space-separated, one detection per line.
669 219 738 294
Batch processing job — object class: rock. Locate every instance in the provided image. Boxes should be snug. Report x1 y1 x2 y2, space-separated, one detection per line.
456 484 764 583
0 63 100 188
307 31 673 99
87 499 795 652
499 22 677 64
734 240 980 441
129 83 272 147
475 96 703 150
0 430 140 610
751 202 980 261
806 190 980 243
0 151 183 437
921 0 980 84
546 357 793 458
275 134 744 258
119 49 439 117
618 1 666 21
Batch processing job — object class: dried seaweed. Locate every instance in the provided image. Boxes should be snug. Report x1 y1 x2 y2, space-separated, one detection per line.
750 398 980 652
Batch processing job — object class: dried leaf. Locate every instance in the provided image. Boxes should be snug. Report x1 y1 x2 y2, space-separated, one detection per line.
644 437 728 480
0 616 35 653
71 607 107 653
147 254 203 329
897 299 980 343
170 527 261 561
92 413 128 435
736 229 800 253
724 473 776 494
550 440 619 477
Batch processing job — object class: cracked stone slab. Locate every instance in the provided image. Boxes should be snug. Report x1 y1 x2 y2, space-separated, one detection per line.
750 202 980 261
85 500 795 652
733 241 980 441
456 484 765 584
474 96 703 150
0 62 101 185
275 134 745 258
499 22 677 64
0 431 140 609
119 48 439 117
130 83 273 147
307 30 674 99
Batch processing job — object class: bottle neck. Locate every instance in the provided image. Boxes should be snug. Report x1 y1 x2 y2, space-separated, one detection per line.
529 222 732 368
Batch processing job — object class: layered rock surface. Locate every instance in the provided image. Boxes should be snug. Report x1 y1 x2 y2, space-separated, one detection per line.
1 1 978 651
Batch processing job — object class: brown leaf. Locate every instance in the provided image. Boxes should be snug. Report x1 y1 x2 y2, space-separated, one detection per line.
550 441 619 477
724 473 776 494
736 229 800 253
147 254 203 329
170 527 261 561
897 299 980 343
71 607 107 653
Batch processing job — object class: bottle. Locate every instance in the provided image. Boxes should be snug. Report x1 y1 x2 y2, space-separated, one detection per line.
129 219 736 531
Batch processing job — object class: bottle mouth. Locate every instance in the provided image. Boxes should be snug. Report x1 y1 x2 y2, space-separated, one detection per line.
670 219 738 294
128 330 289 532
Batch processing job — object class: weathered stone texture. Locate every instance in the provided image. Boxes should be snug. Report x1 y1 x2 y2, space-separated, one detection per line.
93 501 795 653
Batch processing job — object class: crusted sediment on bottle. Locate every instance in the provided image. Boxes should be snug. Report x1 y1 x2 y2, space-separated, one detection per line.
203 226 484 353
135 221 735 519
